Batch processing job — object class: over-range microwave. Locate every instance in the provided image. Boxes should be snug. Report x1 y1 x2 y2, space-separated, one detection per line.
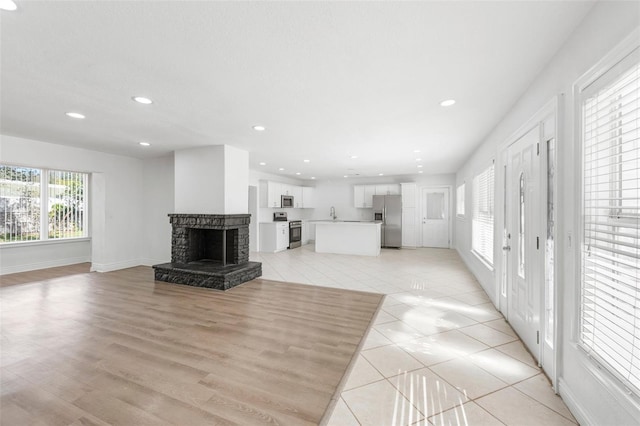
281 195 294 208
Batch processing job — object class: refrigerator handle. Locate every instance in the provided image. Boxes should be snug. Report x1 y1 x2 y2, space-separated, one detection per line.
383 206 386 224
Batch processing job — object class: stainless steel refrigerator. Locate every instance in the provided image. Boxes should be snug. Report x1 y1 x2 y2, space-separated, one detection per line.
373 195 402 248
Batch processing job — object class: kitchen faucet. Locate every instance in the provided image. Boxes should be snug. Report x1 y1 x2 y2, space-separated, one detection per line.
330 206 337 220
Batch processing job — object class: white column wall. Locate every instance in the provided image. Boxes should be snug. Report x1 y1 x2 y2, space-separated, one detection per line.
141 154 174 265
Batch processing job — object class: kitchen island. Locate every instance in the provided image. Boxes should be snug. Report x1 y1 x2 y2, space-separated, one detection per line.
313 221 381 256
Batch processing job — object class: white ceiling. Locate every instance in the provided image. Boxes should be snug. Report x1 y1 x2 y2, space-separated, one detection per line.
1 1 594 180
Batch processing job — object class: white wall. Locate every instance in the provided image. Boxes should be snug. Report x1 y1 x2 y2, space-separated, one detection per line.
0 134 144 273
174 146 225 214
175 144 249 214
141 154 174 265
224 145 249 214
455 2 640 424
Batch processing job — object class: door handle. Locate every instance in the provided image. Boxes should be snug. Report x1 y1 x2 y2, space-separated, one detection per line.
502 245 511 251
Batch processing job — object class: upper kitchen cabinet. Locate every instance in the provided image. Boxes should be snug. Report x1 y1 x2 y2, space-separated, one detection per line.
401 183 417 208
292 186 303 208
376 184 400 195
354 185 375 208
261 181 282 208
259 180 315 209
353 184 400 208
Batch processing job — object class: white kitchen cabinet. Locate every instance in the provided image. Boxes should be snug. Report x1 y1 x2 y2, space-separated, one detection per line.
302 186 315 208
364 185 376 206
260 180 282 208
376 184 400 195
401 183 417 208
281 184 293 196
354 184 397 208
402 208 417 248
292 186 303 208
259 222 289 252
260 181 315 209
353 184 376 208
400 183 418 248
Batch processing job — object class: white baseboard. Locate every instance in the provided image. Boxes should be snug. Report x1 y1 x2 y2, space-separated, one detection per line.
557 378 592 426
139 258 169 267
90 259 144 273
0 256 91 275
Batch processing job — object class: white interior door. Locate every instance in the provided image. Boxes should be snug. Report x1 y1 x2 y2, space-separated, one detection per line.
421 187 450 248
505 126 541 361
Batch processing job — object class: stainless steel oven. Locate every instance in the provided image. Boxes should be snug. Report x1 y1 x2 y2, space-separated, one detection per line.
289 220 302 249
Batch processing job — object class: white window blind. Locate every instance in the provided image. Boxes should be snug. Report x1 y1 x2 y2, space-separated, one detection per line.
48 170 87 239
580 50 640 395
472 164 494 265
457 183 465 216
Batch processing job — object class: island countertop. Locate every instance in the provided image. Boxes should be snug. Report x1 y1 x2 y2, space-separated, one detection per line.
314 221 381 256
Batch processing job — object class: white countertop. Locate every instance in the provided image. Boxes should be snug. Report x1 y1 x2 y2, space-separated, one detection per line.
311 220 380 226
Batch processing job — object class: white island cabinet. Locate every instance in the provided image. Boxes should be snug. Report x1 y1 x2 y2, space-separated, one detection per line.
314 221 381 256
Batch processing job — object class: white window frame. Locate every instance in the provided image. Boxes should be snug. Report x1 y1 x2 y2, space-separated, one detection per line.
574 29 640 401
456 183 465 217
472 162 495 267
0 164 89 245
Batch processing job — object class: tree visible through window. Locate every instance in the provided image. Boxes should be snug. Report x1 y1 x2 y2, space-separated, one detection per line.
0 165 87 243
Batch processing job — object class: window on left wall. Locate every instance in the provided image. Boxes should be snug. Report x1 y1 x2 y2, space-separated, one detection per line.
0 165 88 243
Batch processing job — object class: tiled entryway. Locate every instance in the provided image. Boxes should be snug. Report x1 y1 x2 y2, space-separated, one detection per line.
251 246 576 426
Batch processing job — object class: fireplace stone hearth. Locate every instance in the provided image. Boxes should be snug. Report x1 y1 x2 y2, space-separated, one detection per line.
153 214 261 290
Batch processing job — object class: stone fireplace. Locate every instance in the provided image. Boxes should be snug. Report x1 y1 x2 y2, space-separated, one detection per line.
153 214 261 290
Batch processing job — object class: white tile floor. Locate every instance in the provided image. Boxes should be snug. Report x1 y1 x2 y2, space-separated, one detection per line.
251 246 576 426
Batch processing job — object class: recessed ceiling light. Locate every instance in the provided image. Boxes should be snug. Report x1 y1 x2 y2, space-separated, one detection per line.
295 172 301 175
413 149 421 153
259 162 266 166
0 0 17 11
417 165 423 168
278 167 284 171
418 171 424 174
344 175 348 178
303 159 310 163
311 177 316 180
440 99 456 107
65 112 85 119
350 155 358 159
132 96 153 105
416 158 422 162
379 173 384 176
139 142 151 146
253 125 266 131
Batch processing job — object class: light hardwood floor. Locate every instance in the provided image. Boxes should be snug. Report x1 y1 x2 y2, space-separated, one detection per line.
0 266 383 425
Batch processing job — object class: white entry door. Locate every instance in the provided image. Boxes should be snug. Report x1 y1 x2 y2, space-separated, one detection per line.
421 187 450 248
505 126 541 361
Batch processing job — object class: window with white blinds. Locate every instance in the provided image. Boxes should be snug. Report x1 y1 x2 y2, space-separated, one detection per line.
456 183 465 216
580 48 640 395
472 164 494 265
